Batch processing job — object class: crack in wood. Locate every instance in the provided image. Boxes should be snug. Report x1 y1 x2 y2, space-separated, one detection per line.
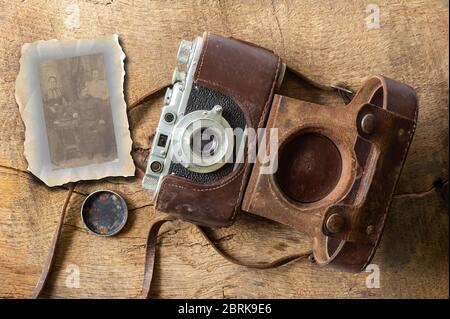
271 0 286 53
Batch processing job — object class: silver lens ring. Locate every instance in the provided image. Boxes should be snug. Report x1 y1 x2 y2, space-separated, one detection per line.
172 106 234 173
182 119 227 167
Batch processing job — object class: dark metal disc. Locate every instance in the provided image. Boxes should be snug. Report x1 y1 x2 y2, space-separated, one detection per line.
81 190 128 236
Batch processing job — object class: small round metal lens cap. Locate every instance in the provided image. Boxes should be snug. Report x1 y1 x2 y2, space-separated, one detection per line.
81 190 128 236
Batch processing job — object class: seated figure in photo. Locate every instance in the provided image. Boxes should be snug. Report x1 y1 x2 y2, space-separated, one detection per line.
80 68 114 159
83 68 109 101
43 75 80 165
44 75 70 124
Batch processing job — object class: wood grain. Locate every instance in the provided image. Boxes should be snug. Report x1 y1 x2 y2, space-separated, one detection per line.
0 0 448 298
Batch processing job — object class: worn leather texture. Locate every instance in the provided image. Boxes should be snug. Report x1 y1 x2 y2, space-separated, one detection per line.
155 33 418 272
242 75 418 272
157 32 281 227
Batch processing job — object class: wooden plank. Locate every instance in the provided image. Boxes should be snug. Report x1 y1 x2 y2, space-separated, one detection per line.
0 0 448 298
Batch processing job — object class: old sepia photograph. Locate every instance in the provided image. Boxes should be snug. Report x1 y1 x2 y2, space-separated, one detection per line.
15 35 135 186
39 54 117 169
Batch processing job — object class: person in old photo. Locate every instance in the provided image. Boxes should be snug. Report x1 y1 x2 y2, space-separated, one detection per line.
80 67 114 159
44 75 68 108
43 75 80 165
83 68 109 100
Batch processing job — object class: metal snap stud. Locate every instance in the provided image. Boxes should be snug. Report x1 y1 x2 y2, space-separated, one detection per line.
361 113 376 134
326 213 346 234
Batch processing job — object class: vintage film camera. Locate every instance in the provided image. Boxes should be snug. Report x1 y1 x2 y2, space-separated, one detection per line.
142 36 249 197
143 32 418 272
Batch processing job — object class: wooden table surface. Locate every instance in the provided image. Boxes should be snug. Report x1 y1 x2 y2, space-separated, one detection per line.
0 0 448 298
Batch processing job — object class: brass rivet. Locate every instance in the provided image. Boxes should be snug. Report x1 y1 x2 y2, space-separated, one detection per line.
361 113 376 134
326 213 346 234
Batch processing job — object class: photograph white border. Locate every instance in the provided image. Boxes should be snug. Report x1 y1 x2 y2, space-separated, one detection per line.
15 34 135 186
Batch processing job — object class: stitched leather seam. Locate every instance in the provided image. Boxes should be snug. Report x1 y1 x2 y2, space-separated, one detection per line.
163 166 245 192
257 57 281 129
232 163 249 219
194 33 210 83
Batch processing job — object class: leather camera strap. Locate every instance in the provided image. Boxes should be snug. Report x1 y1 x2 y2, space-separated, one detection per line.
142 217 313 299
32 183 77 298
286 66 354 104
142 216 175 299
32 69 352 299
196 226 312 269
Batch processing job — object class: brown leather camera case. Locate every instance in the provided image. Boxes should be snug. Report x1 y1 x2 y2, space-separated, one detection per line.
242 75 418 272
156 33 418 272
156 33 282 227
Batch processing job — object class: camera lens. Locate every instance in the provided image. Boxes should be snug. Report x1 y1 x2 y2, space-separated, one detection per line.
172 108 234 173
190 127 218 157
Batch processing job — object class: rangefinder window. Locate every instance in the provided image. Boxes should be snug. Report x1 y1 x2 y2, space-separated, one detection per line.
157 134 168 147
